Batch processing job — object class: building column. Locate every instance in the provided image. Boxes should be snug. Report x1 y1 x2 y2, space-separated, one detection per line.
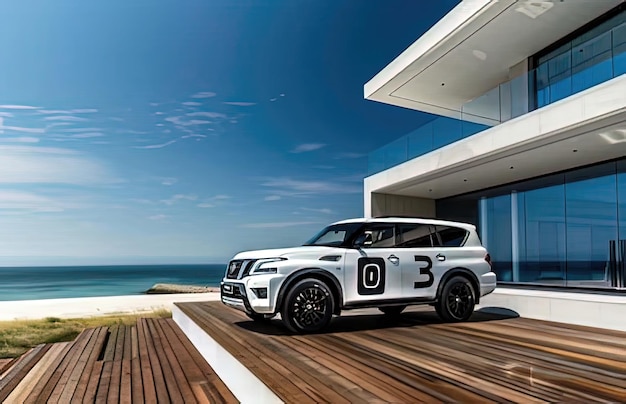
511 191 520 282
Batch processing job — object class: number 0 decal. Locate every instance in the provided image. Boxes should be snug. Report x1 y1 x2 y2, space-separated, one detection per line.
413 255 434 288
357 257 385 295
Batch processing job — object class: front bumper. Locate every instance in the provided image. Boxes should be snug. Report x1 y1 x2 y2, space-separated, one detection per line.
221 274 285 315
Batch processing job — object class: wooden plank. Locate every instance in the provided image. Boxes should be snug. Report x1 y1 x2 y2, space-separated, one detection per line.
106 325 126 403
146 318 184 403
139 318 169 403
4 343 70 404
161 318 237 403
119 325 133 404
130 325 144 404
136 318 157 404
26 329 94 403
56 327 107 403
0 344 52 402
23 341 74 404
95 325 119 403
70 327 108 403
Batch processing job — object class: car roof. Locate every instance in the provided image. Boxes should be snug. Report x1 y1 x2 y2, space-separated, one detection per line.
330 217 477 231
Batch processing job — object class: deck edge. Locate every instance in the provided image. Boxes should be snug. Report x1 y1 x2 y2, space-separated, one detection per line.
172 304 283 404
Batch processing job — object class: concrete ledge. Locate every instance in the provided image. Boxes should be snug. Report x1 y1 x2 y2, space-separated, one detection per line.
172 305 282 404
477 288 626 332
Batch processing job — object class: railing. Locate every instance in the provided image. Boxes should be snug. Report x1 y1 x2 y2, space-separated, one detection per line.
368 22 626 176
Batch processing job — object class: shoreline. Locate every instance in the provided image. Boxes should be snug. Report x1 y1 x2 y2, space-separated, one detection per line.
0 292 221 321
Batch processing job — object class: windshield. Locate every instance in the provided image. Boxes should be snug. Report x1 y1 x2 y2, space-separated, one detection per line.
303 223 364 247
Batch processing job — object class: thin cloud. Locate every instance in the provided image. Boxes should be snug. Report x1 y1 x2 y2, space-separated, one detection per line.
240 221 320 229
261 177 362 196
0 105 40 110
64 132 104 139
161 177 178 186
181 134 207 139
0 118 45 134
290 143 326 153
58 127 102 133
211 195 231 201
197 203 214 208
44 115 88 122
0 112 14 118
264 195 281 201
148 214 167 220
133 140 177 149
160 194 197 205
0 137 40 143
182 102 202 107
165 116 211 126
0 190 65 213
270 98 277 102
191 92 217 99
0 145 117 185
223 102 256 106
38 109 97 114
186 112 228 119
301 207 334 214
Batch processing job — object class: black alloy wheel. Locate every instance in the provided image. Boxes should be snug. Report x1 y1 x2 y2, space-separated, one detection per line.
435 275 475 322
281 278 334 334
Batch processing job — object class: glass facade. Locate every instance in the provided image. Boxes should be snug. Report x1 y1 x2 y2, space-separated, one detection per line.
368 7 626 176
437 159 626 290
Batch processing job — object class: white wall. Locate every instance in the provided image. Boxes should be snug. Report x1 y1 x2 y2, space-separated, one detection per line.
369 192 436 218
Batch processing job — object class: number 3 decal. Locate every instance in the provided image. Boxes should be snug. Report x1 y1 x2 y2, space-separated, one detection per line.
413 255 434 288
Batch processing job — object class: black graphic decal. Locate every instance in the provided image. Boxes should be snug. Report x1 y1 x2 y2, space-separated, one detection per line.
357 257 386 295
413 255 434 288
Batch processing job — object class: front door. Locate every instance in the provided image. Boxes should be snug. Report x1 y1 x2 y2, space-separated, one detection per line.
343 224 403 304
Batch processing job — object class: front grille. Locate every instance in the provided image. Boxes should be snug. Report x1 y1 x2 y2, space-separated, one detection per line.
226 259 258 279
226 260 243 279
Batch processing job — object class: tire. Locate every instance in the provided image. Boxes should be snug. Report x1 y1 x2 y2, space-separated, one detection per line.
246 312 275 322
281 278 334 334
378 305 406 316
435 275 475 322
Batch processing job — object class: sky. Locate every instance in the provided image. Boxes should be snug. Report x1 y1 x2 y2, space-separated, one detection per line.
0 0 460 265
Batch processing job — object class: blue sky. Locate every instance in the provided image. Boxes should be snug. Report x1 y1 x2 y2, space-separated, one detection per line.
0 0 459 265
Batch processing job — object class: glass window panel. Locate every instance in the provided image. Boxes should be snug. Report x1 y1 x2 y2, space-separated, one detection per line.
382 136 407 170
547 50 572 103
435 226 468 247
617 160 626 288
571 31 613 93
397 224 434 248
407 123 434 160
565 164 618 287
432 117 463 149
613 22 626 76
518 183 566 285
482 194 512 281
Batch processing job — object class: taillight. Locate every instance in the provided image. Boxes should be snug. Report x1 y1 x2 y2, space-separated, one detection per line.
484 253 492 267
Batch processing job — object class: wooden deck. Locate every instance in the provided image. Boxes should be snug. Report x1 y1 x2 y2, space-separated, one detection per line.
177 301 626 403
0 318 236 403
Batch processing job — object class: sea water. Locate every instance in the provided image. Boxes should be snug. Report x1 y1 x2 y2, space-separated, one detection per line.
0 264 226 301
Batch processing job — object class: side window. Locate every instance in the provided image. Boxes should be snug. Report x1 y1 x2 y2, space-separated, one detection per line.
358 225 395 248
434 226 468 247
396 224 434 248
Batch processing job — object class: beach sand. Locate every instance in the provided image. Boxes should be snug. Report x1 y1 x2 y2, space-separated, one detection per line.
0 292 220 321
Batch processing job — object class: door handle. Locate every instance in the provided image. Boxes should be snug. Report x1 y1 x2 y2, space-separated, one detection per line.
436 254 446 262
387 255 400 265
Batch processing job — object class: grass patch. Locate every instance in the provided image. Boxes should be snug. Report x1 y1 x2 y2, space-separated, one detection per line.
0 310 171 359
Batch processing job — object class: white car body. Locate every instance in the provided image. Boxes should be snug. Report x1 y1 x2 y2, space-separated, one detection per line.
221 217 497 332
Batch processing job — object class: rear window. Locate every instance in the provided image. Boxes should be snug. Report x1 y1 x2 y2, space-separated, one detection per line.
396 224 433 248
434 226 468 247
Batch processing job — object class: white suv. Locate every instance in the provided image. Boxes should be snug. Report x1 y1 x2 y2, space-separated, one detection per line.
221 217 496 334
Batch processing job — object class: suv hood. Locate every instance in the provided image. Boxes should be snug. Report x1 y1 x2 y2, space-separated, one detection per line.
232 246 342 260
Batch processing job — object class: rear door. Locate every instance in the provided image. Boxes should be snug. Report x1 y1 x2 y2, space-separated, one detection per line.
397 223 447 300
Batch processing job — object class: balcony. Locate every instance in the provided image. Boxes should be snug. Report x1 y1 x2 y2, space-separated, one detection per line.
368 21 626 176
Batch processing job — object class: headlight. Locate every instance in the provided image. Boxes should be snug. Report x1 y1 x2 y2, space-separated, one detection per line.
250 258 287 275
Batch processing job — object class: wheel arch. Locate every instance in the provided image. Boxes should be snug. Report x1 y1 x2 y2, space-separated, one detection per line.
437 267 481 304
276 268 343 315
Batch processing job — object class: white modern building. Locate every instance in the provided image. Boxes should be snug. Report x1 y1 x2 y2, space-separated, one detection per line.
364 0 626 329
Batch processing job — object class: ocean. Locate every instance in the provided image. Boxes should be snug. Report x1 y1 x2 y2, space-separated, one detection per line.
0 264 226 301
